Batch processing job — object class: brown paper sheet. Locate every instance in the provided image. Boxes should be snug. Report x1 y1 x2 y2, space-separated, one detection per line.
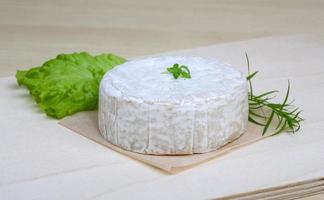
59 111 265 174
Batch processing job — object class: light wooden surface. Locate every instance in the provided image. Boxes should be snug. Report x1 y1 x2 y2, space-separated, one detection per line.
1 0 324 199
1 0 324 77
1 35 324 200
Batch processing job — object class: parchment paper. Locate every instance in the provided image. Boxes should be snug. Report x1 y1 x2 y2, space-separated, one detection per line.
59 111 264 174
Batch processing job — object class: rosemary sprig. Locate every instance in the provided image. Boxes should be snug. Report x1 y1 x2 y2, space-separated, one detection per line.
245 53 303 136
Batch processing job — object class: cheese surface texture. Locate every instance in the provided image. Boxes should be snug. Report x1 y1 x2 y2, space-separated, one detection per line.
98 56 248 154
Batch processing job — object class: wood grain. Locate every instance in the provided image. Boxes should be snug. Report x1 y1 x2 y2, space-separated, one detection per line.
218 177 324 200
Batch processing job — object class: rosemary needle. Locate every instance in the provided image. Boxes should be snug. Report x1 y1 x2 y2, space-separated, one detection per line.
245 53 303 136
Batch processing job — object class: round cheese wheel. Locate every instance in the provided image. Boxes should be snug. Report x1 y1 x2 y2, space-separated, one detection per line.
98 56 248 154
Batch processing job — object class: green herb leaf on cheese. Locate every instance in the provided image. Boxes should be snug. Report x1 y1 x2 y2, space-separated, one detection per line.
166 63 191 79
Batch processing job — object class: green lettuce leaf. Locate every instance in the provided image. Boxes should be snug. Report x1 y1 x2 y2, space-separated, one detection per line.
16 52 126 119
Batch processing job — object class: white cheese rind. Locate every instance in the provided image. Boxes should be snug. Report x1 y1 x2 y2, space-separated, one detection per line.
98 56 248 154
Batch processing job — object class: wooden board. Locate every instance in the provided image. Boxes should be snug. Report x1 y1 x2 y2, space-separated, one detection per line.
1 35 324 199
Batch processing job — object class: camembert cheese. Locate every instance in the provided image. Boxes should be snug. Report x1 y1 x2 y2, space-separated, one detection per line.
98 56 248 154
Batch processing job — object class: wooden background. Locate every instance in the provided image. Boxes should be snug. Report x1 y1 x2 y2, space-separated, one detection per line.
1 0 323 199
1 0 324 77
